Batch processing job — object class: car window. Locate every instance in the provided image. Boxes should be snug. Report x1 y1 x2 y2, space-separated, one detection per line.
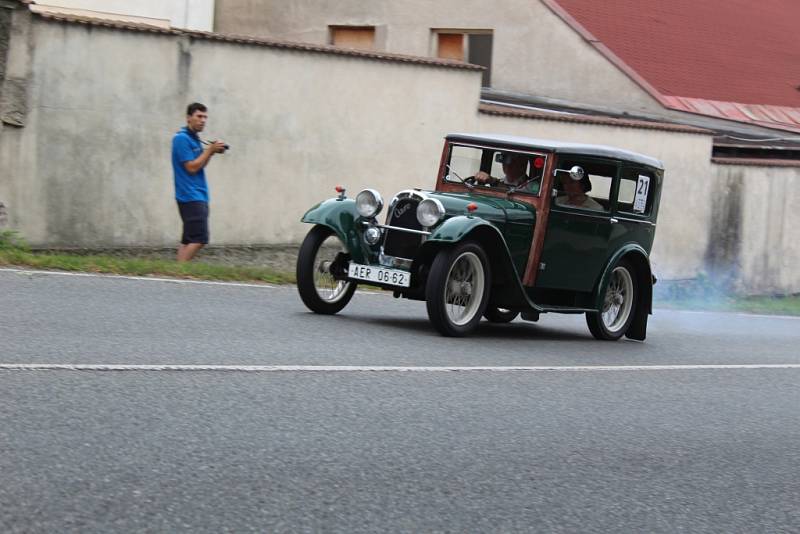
445 145 545 196
447 145 482 180
553 160 615 212
618 167 655 216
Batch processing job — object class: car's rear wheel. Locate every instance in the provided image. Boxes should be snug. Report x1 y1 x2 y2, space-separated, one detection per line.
425 242 490 337
296 225 356 314
586 259 637 340
484 306 519 323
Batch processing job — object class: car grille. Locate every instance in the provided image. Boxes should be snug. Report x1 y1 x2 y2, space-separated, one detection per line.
383 196 423 259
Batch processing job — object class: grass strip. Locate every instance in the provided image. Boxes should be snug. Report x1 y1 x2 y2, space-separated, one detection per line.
0 248 295 285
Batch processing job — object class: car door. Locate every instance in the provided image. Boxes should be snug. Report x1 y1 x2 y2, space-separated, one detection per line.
536 157 618 293
608 165 659 256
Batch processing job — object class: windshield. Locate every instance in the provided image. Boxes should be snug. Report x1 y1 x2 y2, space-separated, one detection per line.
445 144 547 195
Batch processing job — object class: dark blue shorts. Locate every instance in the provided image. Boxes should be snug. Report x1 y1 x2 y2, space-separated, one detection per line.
177 201 209 244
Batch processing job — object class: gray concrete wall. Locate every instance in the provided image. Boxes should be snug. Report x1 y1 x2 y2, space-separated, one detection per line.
712 163 800 295
0 10 482 247
214 0 665 115
477 113 715 280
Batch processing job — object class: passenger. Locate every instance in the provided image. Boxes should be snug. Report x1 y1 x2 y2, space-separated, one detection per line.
556 171 604 210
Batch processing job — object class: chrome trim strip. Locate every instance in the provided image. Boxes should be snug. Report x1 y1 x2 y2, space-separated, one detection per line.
613 216 656 226
549 208 611 221
378 224 431 236
551 208 656 226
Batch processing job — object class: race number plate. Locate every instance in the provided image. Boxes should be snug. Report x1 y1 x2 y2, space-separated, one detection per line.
348 263 411 287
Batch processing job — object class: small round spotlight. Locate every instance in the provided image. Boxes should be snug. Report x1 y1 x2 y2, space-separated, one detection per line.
364 226 382 245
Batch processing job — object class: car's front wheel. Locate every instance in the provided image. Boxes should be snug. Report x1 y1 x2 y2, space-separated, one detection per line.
296 225 357 314
586 259 637 340
425 242 491 337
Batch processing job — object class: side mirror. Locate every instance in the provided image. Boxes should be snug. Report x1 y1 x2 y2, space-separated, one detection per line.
554 165 585 181
568 166 585 181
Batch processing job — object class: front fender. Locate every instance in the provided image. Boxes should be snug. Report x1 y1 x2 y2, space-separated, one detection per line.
594 244 653 341
421 216 542 311
426 215 497 243
300 198 369 264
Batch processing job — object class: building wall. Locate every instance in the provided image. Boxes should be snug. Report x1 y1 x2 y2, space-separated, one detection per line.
712 163 800 295
213 0 665 115
34 0 215 30
478 113 715 280
0 10 482 248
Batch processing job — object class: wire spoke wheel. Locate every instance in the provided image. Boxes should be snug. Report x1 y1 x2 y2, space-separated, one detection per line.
444 252 483 325
312 235 350 303
586 259 637 341
601 267 634 333
297 225 356 314
426 242 490 337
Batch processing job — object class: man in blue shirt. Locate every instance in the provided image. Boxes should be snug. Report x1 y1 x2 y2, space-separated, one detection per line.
172 102 227 261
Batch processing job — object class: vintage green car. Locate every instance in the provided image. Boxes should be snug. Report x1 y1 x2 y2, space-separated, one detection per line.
296 133 662 340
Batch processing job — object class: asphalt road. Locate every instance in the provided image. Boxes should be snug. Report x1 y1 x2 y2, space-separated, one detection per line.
2 268 800 532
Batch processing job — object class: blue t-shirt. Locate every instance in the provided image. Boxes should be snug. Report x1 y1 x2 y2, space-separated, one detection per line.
172 127 209 203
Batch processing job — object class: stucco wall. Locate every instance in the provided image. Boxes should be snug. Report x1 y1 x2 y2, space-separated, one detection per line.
712 163 800 295
35 0 215 30
214 0 665 115
477 113 715 280
0 12 481 247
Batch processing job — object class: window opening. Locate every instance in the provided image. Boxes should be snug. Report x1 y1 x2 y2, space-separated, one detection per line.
330 26 375 50
434 30 493 87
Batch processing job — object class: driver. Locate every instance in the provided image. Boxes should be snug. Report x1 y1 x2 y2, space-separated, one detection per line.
474 153 537 192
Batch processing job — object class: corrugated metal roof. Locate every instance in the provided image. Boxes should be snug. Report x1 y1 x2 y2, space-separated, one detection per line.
662 97 800 133
712 157 800 167
479 102 709 135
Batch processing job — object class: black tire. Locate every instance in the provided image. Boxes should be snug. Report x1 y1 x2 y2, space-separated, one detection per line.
484 307 519 323
296 225 357 314
586 259 638 340
425 242 491 337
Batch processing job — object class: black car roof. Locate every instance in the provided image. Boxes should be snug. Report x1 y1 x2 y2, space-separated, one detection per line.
446 133 664 170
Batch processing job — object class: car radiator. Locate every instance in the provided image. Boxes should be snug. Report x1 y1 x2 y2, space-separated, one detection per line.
382 196 423 260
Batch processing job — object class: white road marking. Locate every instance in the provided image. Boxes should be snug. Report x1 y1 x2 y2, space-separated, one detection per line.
0 267 280 288
0 267 390 295
2 364 800 373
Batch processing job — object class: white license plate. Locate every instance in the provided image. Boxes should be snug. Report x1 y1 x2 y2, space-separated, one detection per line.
348 263 411 287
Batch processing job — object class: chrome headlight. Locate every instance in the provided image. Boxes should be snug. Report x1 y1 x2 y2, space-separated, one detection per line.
416 198 445 227
355 189 383 218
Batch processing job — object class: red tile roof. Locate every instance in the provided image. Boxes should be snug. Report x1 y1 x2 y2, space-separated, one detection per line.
547 0 800 132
